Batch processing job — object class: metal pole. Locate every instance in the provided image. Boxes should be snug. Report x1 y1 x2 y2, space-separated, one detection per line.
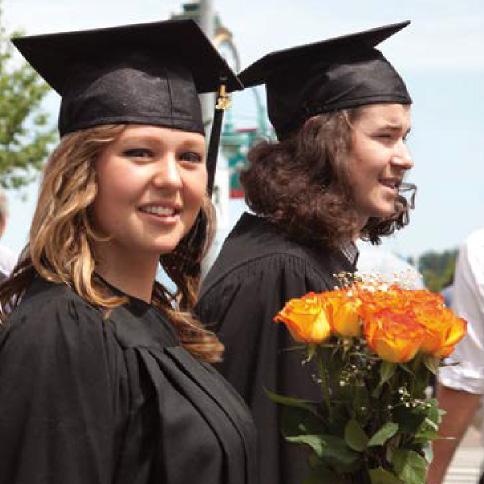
198 0 215 128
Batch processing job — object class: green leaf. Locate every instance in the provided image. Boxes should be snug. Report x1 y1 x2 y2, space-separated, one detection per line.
368 422 399 447
285 434 326 458
265 389 316 412
302 463 338 483
423 355 440 375
395 400 442 444
380 361 397 386
302 474 334 484
344 419 369 452
422 416 439 432
371 385 383 399
386 442 396 463
393 406 426 434
373 361 397 397
397 363 415 376
413 429 439 444
425 399 444 426
369 467 404 484
422 442 433 464
392 449 428 484
295 433 361 473
281 405 326 438
326 403 350 435
414 414 440 444
318 434 361 472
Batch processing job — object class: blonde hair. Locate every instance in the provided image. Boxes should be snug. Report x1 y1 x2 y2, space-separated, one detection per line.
0 124 223 363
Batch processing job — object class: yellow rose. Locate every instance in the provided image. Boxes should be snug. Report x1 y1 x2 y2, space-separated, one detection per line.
274 293 332 343
363 309 425 363
323 291 362 337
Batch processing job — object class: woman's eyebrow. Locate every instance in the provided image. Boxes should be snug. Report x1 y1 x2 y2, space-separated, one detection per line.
376 122 411 133
117 135 160 144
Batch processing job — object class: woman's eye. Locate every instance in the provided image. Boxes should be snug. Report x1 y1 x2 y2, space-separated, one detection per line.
180 151 203 163
123 148 154 158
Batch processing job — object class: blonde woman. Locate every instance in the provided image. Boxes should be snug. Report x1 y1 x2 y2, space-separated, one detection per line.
0 20 257 484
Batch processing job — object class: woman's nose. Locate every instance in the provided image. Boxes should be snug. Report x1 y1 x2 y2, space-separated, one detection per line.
153 156 182 189
393 141 414 170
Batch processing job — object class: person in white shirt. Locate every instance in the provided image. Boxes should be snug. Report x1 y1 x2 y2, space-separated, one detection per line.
356 243 425 289
428 228 484 483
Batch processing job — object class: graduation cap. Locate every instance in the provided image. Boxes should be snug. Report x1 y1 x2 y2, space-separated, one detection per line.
239 21 412 140
12 19 242 194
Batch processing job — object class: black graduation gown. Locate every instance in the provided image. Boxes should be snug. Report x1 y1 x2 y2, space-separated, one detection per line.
196 212 357 484
0 276 257 484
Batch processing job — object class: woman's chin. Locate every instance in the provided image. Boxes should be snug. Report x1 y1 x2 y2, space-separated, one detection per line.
373 207 397 219
362 204 397 221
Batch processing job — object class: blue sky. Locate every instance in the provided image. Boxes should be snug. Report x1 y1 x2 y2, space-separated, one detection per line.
2 0 484 259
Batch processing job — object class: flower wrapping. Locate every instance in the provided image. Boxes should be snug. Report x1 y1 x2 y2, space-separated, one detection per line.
272 278 467 484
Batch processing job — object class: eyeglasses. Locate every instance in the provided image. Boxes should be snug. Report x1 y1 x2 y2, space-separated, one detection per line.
398 182 417 209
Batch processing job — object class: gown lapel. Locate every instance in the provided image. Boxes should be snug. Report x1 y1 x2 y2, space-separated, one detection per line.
110 304 254 484
140 347 246 484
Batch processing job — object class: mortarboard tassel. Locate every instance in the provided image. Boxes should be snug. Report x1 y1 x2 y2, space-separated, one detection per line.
206 82 231 196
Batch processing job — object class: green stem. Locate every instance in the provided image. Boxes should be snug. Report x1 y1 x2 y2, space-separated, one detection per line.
409 353 429 398
318 346 332 421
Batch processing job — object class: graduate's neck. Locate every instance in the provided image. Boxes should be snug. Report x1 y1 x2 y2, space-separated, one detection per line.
356 213 369 234
94 246 158 303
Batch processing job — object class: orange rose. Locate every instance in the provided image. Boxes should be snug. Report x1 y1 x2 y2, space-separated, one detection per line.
322 290 362 337
417 305 467 358
363 309 426 363
357 284 408 314
274 292 332 343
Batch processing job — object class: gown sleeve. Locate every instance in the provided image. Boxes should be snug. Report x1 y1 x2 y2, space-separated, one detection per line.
197 252 336 484
0 292 127 484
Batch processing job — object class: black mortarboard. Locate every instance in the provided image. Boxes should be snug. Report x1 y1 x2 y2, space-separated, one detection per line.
12 19 242 138
239 21 412 140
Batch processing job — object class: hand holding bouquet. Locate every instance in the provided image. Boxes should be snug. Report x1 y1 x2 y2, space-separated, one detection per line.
272 277 466 484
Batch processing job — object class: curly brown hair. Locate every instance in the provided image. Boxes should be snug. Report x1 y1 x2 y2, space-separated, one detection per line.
241 108 413 248
0 125 223 363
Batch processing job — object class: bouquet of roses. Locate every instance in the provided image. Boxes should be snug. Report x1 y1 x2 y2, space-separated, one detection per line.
272 276 467 484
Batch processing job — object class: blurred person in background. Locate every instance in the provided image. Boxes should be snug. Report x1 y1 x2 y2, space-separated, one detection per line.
440 274 454 308
428 228 484 484
356 242 424 289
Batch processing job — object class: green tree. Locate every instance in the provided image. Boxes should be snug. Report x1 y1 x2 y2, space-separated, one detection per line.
418 249 457 292
0 5 56 190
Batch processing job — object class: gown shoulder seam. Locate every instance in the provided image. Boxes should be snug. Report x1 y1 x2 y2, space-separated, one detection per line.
200 250 330 300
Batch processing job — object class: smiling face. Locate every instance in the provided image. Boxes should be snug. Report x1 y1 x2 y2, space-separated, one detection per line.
91 125 207 261
346 104 413 226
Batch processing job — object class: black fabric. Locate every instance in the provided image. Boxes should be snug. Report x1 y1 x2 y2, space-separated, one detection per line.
207 105 225 195
196 212 357 484
12 19 242 136
0 276 257 484
239 21 411 139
